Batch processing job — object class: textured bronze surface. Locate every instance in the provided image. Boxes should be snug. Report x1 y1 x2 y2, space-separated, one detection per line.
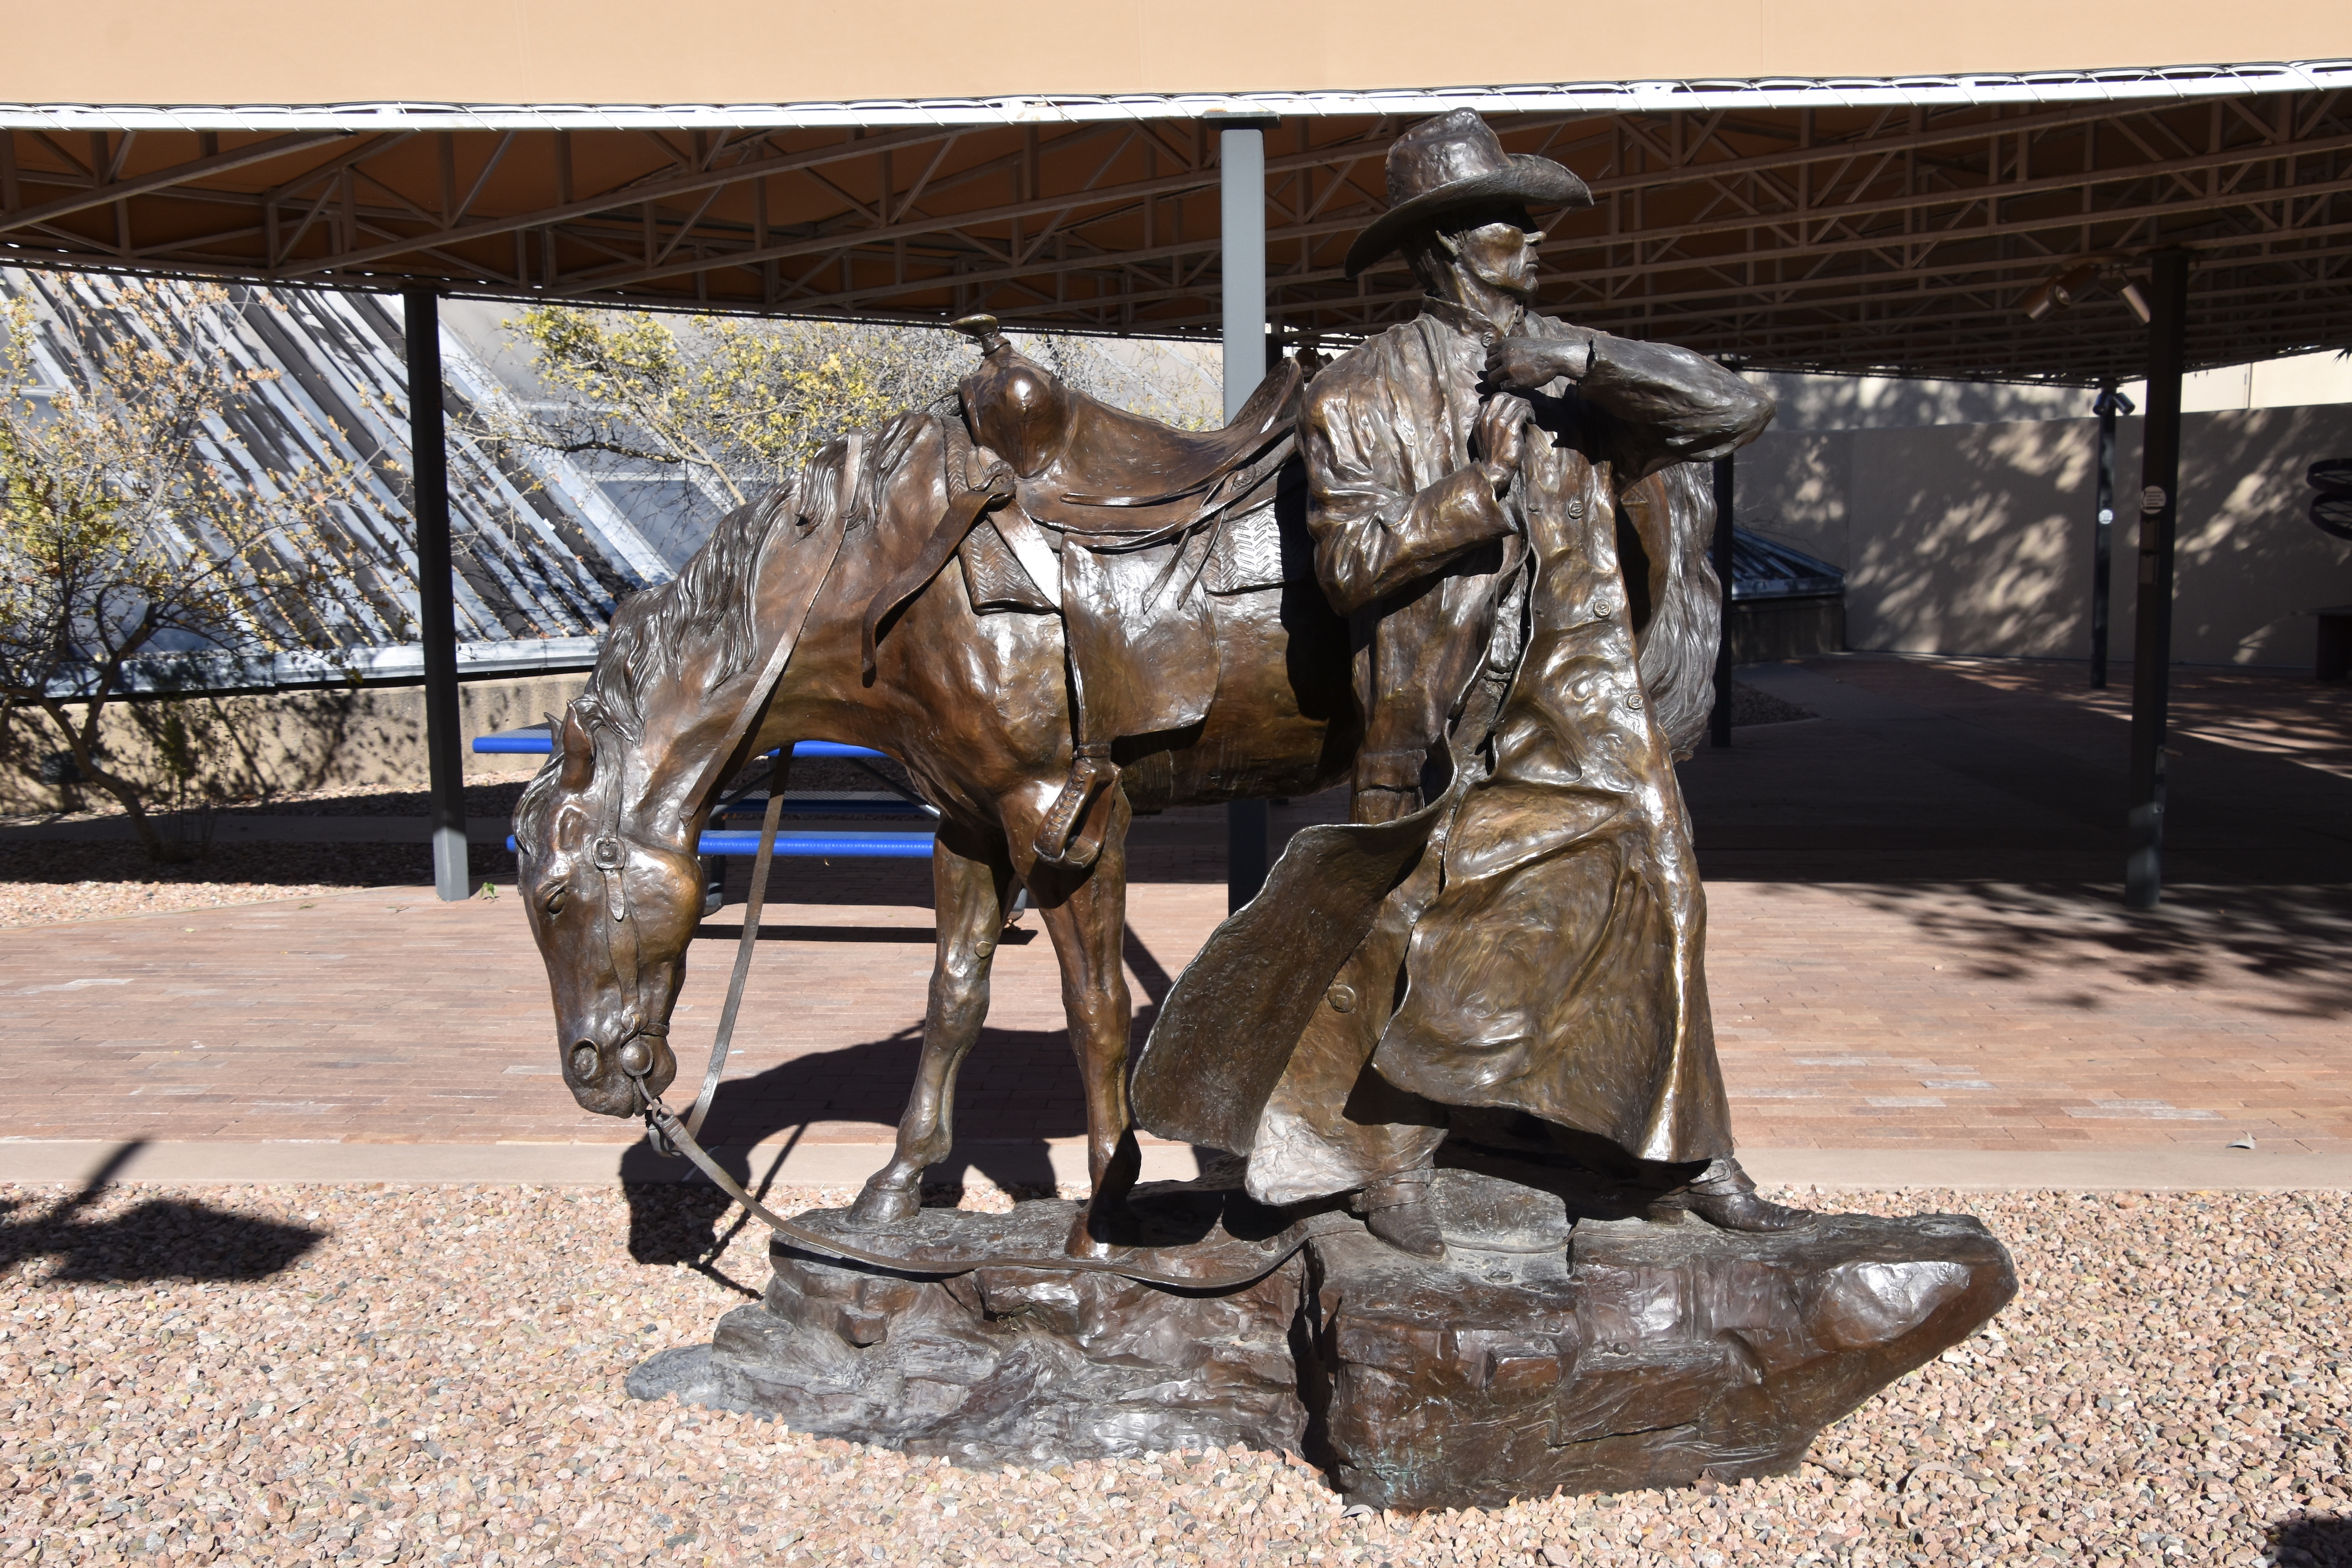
629 1182 1316 1466
1307 1192 2017 1508
521 114 2009 1507
629 1174 2014 1498
513 335 1353 1249
1131 108 1777 1218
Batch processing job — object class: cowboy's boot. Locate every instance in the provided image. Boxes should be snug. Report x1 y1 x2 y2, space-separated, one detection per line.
1353 1166 1445 1260
1655 1156 1813 1232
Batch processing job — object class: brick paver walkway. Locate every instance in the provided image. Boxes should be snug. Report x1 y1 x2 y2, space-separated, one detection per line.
4 656 2346 1162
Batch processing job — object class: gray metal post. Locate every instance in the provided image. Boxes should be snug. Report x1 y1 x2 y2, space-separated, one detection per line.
1219 118 1272 913
2126 252 2188 910
1709 452 1737 748
2089 380 2132 690
403 287 470 902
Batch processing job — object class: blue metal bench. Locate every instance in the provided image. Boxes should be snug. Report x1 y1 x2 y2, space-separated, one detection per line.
475 728 937 859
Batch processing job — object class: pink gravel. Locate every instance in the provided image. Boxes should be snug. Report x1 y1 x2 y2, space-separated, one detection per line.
1 1182 2346 1567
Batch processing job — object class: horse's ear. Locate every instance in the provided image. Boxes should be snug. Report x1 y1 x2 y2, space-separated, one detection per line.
557 707 595 791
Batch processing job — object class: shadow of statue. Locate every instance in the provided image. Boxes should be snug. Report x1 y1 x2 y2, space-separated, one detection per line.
0 1144 326 1283
2270 1514 2352 1568
607 921 1193 1293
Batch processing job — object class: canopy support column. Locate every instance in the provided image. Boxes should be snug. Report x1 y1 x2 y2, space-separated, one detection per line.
2126 251 2188 910
1710 452 1736 749
2089 379 2132 690
1219 118 1272 914
403 286 470 904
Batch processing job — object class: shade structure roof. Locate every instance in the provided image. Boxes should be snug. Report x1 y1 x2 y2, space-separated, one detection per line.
5 62 2350 385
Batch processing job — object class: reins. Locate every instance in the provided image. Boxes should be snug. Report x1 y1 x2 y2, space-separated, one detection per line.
642 745 790 1158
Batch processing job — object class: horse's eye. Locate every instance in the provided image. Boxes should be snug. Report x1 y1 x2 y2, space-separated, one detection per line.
545 889 567 917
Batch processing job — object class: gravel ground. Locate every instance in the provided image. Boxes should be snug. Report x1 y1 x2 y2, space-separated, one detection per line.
3 1182 2346 1567
0 777 537 830
0 842 513 930
1730 680 1818 728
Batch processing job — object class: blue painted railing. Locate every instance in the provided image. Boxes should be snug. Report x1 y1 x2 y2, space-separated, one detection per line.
500 829 933 859
477 730 935 859
472 729 889 763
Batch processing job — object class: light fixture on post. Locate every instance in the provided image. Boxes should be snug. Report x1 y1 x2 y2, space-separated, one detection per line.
2020 255 2147 323
2022 262 2104 320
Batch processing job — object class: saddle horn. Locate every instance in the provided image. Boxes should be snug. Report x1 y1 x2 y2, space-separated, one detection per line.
951 313 1007 356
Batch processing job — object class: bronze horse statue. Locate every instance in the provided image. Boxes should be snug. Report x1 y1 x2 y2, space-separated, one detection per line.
513 319 1718 1252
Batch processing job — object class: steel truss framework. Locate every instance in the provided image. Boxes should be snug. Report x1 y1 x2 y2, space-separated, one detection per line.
4 83 2348 383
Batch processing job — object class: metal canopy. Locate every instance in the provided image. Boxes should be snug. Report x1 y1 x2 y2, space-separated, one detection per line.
4 65 2349 385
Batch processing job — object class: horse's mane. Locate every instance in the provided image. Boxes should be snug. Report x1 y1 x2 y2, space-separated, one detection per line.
513 407 944 848
513 484 790 846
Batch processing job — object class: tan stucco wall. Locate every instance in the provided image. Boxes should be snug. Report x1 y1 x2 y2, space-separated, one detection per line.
1739 404 2352 667
0 671 585 814
8 2 2347 105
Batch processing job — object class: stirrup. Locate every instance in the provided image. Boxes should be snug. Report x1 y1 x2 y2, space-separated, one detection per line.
1033 743 1117 870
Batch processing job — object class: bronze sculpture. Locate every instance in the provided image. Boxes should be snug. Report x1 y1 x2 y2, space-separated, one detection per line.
513 313 1354 1256
1131 109 1805 1256
512 109 2012 1501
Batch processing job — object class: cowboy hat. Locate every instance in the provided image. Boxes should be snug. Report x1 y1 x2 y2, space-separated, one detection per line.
1342 109 1592 280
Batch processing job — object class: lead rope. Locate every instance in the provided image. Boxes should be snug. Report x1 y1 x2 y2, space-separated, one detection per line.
632 1084 1306 1289
646 748 790 1159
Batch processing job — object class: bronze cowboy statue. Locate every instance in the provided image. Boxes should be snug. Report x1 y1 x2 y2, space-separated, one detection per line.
1130 109 1806 1255
513 111 2021 1505
513 108 1798 1263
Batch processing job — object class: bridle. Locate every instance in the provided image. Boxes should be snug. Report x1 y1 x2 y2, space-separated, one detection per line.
551 738 681 1089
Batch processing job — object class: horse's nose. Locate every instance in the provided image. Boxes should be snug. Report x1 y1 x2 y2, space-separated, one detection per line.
570 1041 601 1079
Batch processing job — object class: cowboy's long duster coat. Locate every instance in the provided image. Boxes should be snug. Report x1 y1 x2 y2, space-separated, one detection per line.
1241 301 1774 1203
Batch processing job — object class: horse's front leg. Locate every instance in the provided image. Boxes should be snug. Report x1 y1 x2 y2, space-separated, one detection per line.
1028 791 1142 1255
846 825 1014 1231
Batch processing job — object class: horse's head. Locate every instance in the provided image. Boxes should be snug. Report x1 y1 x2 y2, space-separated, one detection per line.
513 706 707 1118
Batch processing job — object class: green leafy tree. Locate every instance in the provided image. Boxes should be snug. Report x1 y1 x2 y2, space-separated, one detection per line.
482 307 1222 516
0 283 372 860
492 308 961 509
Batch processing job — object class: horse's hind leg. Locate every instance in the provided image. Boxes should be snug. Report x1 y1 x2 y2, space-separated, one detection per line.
846 827 1014 1231
1029 793 1143 1255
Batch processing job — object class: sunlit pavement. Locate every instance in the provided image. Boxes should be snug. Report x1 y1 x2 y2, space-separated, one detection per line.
2 654 2344 1183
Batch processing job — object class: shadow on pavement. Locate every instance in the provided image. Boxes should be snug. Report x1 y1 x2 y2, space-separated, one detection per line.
1837 881 2352 1021
608 922 1195 1292
0 1143 326 1283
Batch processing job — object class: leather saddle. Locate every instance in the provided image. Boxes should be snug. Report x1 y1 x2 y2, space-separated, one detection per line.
960 315 1301 541
858 316 1305 873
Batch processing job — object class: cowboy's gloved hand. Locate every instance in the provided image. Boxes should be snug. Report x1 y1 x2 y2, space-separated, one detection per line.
1473 393 1534 495
1484 331 1597 394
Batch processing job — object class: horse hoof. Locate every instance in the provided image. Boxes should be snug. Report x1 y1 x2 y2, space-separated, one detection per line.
1064 1205 1137 1258
844 1182 920 1232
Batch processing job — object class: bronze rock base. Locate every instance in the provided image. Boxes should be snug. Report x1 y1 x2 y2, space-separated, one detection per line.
628 1173 2014 1504
627 1188 1314 1466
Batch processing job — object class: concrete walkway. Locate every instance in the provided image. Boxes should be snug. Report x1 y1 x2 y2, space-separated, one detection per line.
2 654 2346 1191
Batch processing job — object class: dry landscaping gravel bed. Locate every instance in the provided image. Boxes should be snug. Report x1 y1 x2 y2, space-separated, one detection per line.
2 1182 2346 1567
0 842 510 930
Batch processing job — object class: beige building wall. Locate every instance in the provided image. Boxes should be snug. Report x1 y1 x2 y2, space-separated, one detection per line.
1739 404 2352 668
0 671 585 815
11 2 2347 106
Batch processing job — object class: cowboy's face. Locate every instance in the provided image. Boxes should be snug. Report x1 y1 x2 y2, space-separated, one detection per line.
1445 206 1545 299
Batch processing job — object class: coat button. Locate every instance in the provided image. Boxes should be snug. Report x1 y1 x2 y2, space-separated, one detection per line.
1564 499 1586 518
1328 984 1358 1013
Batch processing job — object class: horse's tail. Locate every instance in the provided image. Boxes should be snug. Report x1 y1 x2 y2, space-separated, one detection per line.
1623 462 1724 760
